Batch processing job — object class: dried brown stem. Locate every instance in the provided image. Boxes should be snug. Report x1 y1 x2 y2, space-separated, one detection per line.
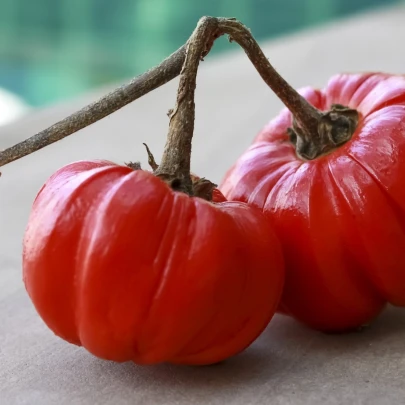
0 45 186 169
214 19 359 160
216 18 322 138
0 16 343 171
154 17 219 194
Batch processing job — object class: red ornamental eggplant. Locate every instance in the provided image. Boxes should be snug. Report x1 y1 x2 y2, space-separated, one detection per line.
221 72 405 332
23 159 284 365
22 19 285 366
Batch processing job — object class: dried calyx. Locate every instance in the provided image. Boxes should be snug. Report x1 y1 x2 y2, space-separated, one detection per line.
286 103 359 160
126 144 218 201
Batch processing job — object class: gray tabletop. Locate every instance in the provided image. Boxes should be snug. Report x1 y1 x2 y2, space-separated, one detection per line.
1 4 405 404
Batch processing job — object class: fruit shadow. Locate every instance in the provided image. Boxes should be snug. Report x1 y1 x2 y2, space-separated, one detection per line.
90 341 283 394
298 305 405 356
96 306 405 392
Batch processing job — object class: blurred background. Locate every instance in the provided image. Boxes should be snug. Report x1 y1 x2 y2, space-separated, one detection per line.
0 0 400 124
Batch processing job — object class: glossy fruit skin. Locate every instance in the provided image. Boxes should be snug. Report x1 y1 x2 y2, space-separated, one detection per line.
23 160 284 365
220 73 405 332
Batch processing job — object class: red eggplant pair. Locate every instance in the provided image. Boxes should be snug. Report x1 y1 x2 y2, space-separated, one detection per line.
21 25 405 365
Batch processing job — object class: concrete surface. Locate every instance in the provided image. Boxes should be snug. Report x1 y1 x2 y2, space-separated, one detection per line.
1 3 405 404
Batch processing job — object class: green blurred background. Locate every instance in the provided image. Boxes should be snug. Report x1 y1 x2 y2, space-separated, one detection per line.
0 0 399 107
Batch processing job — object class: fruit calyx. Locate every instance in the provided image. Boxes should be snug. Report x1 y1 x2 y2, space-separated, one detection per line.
287 103 359 160
127 143 218 202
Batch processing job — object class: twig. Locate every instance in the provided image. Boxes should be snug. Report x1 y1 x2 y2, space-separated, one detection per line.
0 16 320 170
154 17 219 195
0 45 186 168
